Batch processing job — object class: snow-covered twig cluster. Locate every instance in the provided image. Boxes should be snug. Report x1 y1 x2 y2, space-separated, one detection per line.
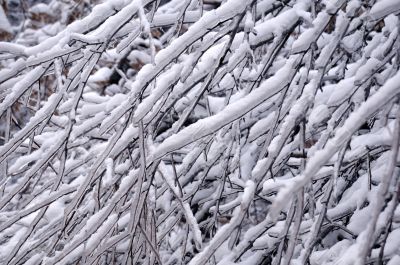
0 0 400 264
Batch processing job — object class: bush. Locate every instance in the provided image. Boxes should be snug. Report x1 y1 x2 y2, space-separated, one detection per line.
0 0 400 264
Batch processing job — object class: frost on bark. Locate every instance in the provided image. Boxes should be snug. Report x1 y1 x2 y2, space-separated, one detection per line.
0 0 400 264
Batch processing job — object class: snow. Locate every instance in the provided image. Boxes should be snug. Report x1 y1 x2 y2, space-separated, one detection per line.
134 63 183 121
369 0 400 21
87 67 113 83
0 6 12 34
354 58 380 85
250 8 301 47
309 239 352 265
2 0 400 263
188 180 255 265
326 77 356 106
153 10 201 27
308 104 329 128
271 65 400 219
29 3 52 15
150 57 299 160
388 255 400 265
291 11 330 54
